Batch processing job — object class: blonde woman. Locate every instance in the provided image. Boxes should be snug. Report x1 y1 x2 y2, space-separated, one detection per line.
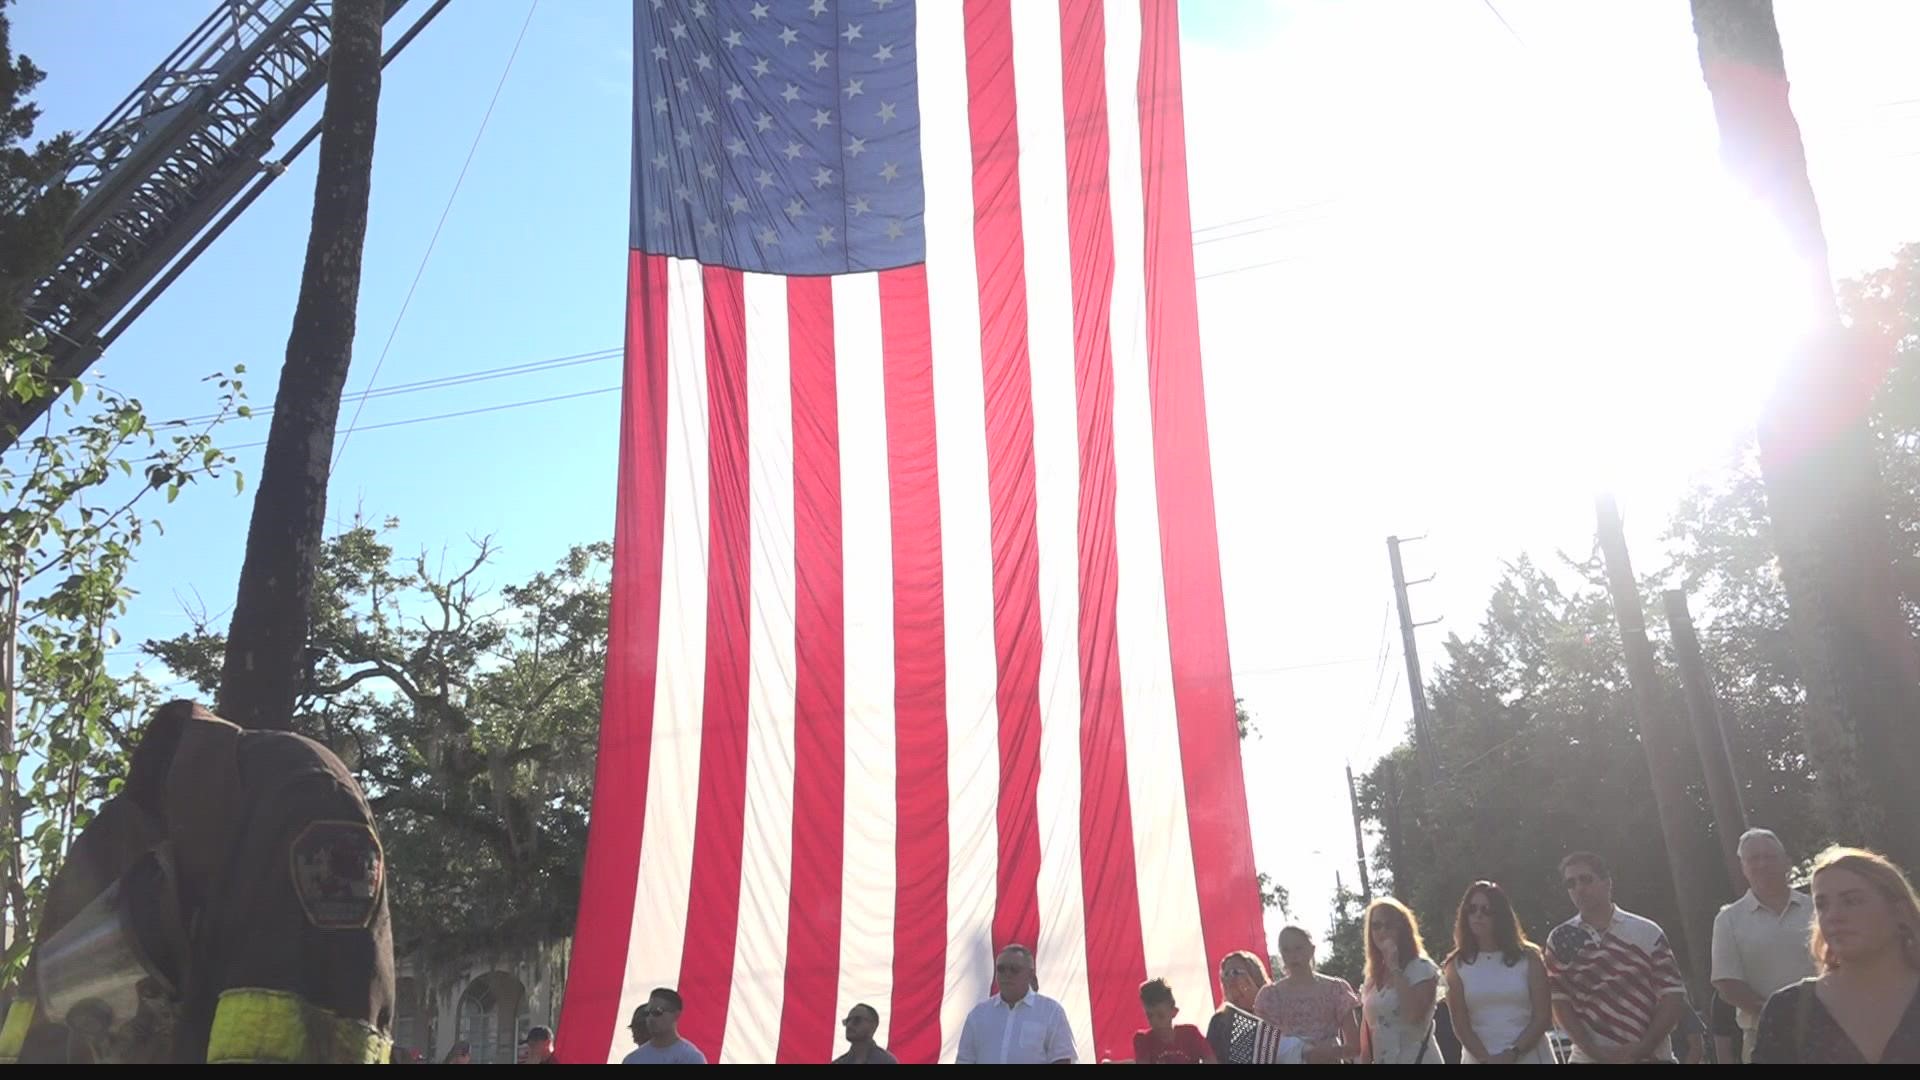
1359 898 1444 1064
1206 951 1271 1061
1256 925 1360 1061
1752 847 1920 1064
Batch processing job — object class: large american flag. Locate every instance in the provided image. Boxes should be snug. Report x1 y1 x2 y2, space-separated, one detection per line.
560 0 1261 1064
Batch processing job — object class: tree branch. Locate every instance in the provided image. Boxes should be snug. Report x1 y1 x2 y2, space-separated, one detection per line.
310 664 393 697
368 790 509 845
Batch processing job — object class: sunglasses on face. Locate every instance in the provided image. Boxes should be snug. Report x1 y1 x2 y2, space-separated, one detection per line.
1564 873 1598 890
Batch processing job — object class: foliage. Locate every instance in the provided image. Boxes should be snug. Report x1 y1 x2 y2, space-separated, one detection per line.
147 521 609 960
0 0 77 344
1352 244 1920 972
1257 871 1289 917
0 340 242 980
1317 883 1367 990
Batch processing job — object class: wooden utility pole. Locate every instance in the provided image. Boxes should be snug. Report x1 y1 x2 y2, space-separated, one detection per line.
1663 588 1747 891
1346 762 1373 904
1594 495 1719 986
1690 0 1920 869
218 0 384 731
1380 757 1408 895
1387 536 1440 783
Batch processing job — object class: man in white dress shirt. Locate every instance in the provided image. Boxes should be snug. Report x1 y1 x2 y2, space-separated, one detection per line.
1710 828 1815 1062
955 945 1076 1064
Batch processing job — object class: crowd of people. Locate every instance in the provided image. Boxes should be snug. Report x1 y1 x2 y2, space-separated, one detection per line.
1161 832 1920 1066
443 831 1917 1064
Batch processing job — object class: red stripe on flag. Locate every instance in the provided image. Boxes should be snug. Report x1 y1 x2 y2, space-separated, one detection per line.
961 0 1044 962
880 266 951 1064
557 252 670 1064
776 278 846 1064
1137 0 1265 996
1058 0 1149 1062
675 266 752 1057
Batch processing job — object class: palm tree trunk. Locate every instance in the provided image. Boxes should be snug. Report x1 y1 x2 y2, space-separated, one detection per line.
218 0 384 731
1690 0 1920 867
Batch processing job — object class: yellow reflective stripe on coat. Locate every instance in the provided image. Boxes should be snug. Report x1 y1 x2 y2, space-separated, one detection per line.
0 999 34 1063
206 988 390 1064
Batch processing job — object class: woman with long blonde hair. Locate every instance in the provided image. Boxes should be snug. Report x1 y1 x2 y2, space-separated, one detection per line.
1359 897 1444 1064
1752 847 1920 1063
1205 950 1272 1062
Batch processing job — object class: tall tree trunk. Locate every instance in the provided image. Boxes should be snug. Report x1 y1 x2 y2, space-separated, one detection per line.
218 0 384 731
1690 0 1920 867
1 557 26 937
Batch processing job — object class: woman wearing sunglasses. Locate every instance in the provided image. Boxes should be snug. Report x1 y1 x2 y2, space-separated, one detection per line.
1442 882 1556 1064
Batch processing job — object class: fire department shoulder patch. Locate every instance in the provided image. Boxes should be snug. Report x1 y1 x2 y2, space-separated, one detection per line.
290 821 385 929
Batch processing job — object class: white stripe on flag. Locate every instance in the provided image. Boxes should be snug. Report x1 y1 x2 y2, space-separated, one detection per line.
616 259 710 1058
720 272 800 1063
1103 0 1214 1019
917 0 1001 1062
1009 0 1096 1057
832 271 898 1054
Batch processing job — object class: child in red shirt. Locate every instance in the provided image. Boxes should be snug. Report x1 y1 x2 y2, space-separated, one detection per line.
1134 977 1218 1064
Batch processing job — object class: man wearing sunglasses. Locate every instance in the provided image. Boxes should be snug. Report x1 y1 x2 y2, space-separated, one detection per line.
621 989 707 1064
832 1003 897 1064
955 945 1076 1064
1545 852 1688 1064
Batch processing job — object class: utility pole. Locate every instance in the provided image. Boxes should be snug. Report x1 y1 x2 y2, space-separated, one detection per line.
1387 536 1441 783
1664 588 1748 891
1345 762 1373 904
1380 757 1407 896
1595 495 1719 988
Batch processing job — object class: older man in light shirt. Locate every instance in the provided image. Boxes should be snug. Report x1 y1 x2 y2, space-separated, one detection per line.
1711 828 1815 1062
955 944 1076 1064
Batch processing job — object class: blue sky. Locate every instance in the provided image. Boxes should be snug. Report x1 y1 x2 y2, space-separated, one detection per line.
14 0 1920 939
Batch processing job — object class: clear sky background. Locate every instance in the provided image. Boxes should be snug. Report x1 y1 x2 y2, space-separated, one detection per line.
13 0 1920 947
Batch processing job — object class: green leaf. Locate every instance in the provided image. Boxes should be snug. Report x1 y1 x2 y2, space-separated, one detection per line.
235 471 246 494
165 482 180 504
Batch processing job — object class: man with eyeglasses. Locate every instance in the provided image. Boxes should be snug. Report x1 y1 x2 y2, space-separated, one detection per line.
833 1003 897 1064
621 989 707 1064
1545 851 1688 1064
955 945 1076 1064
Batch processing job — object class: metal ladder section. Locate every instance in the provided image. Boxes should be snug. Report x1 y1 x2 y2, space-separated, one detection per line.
3 0 416 447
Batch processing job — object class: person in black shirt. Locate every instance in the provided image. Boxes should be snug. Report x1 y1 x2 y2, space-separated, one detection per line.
1752 847 1920 1065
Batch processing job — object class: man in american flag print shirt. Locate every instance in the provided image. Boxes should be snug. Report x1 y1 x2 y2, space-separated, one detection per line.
1547 851 1690 1064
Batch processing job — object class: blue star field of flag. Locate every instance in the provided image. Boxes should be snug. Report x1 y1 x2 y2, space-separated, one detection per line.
631 0 926 274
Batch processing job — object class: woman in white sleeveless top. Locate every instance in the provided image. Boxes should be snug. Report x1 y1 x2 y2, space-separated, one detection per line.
1443 881 1557 1064
1359 898 1445 1064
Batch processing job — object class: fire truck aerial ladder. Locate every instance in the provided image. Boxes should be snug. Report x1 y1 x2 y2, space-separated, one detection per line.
1 0 451 452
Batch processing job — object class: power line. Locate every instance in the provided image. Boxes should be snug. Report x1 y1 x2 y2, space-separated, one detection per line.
1195 254 1306 280
1480 0 1525 45
1232 655 1378 678
229 384 619 451
334 0 543 468
169 346 618 427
